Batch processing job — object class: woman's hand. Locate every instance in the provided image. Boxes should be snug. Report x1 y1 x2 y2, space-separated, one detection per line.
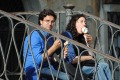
63 47 68 58
63 41 69 58
84 34 92 44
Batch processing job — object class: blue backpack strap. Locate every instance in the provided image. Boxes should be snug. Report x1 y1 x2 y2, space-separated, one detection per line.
36 30 45 41
66 31 73 39
62 31 73 40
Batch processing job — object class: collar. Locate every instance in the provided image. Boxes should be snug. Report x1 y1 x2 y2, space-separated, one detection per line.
40 30 50 38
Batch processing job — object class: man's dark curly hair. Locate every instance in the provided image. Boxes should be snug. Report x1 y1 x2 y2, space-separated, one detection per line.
38 9 57 25
66 14 86 39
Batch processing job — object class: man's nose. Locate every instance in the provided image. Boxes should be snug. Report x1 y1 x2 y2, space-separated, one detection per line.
49 21 54 25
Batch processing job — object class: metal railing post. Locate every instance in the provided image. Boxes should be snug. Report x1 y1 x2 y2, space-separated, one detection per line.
63 4 75 25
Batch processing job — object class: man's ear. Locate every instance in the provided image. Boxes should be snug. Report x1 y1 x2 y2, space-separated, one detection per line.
40 20 43 25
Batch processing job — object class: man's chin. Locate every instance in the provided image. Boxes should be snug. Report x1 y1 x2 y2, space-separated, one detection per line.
46 28 51 31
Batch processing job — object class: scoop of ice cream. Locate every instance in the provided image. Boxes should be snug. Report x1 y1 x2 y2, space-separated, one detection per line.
64 41 69 46
82 27 88 33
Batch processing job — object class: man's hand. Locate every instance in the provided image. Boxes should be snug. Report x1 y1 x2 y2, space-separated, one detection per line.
42 39 61 60
52 39 61 49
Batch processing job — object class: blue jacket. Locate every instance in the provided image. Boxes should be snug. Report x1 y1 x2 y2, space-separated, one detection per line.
23 30 54 79
62 31 76 63
62 31 93 67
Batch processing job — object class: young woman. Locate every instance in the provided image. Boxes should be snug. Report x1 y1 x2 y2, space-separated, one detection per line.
62 14 112 80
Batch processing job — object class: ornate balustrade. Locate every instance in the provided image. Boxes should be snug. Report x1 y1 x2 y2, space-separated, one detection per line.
0 8 120 80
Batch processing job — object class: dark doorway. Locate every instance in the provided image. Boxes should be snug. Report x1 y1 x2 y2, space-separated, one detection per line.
0 0 25 80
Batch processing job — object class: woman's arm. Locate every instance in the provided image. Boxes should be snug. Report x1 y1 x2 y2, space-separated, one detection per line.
72 55 94 64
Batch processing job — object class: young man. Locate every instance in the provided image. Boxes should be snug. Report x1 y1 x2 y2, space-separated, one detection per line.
23 9 69 80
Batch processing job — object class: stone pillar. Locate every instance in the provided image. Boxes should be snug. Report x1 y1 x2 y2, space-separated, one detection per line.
99 0 109 54
63 4 75 25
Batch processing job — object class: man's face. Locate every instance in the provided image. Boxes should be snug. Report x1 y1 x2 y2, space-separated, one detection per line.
40 15 55 31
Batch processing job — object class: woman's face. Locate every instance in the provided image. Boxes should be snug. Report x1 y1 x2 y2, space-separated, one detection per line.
75 17 86 34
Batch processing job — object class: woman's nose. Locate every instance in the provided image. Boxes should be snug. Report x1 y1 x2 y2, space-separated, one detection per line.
83 24 86 27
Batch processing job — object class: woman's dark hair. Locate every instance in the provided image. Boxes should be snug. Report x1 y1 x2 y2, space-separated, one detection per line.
38 9 57 25
66 14 86 39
